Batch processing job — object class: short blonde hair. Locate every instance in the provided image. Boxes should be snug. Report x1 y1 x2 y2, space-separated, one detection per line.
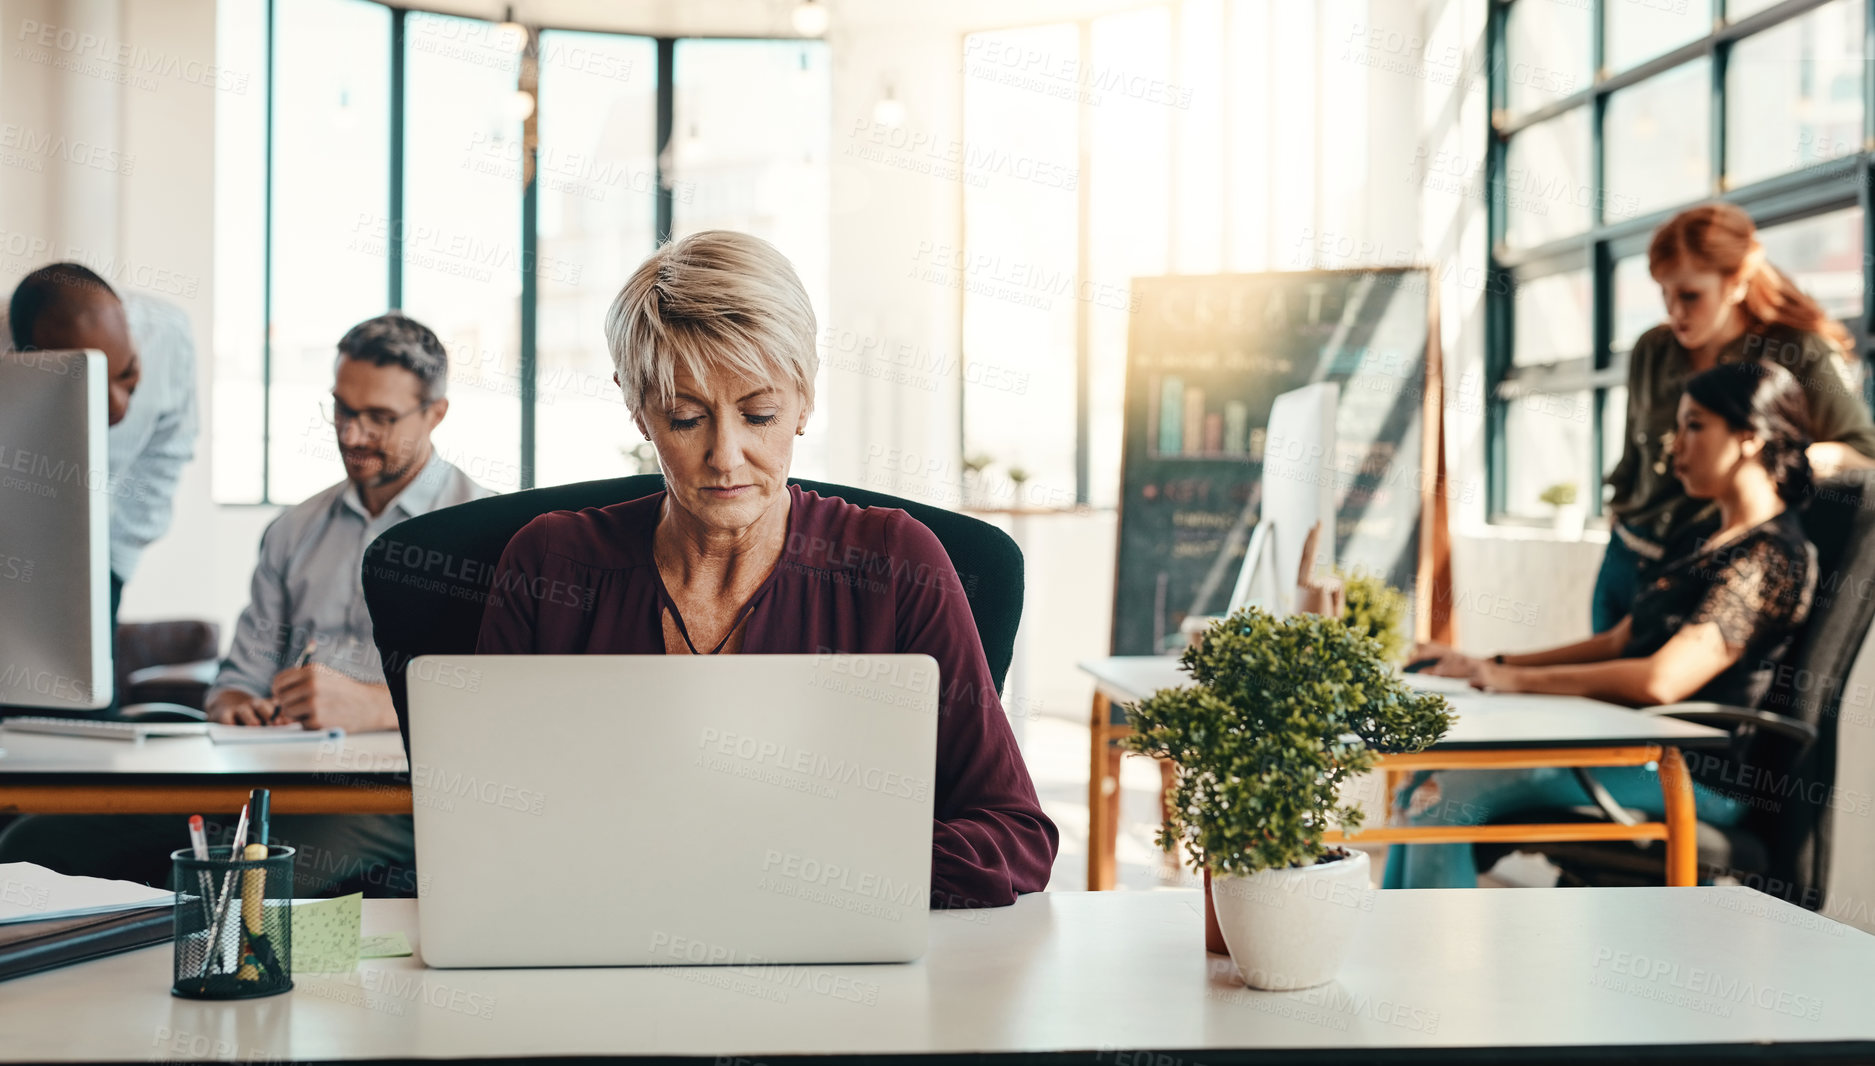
605 230 818 414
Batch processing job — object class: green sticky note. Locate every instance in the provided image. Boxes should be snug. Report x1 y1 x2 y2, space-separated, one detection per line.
292 894 362 974
360 931 412 959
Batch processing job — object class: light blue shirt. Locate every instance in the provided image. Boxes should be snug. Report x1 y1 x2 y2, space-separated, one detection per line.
1 290 201 581
110 293 199 580
208 454 491 702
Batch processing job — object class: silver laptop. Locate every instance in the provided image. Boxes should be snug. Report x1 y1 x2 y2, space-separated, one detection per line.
406 654 939 968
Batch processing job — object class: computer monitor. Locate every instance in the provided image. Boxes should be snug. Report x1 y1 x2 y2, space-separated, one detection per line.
1228 381 1338 615
0 348 113 711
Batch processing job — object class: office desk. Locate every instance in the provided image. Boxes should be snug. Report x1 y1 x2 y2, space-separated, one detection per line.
1081 656 1729 891
2 888 1869 1063
0 729 410 815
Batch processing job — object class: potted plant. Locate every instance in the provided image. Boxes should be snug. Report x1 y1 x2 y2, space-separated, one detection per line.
1336 567 1409 665
961 453 993 509
1006 466 1031 509
1539 481 1584 539
1122 607 1453 990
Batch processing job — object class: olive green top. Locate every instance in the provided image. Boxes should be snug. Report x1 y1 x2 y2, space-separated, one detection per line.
1606 323 1875 551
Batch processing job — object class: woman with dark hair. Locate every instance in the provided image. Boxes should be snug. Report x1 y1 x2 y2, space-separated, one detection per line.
1389 360 1818 888
1594 203 1875 632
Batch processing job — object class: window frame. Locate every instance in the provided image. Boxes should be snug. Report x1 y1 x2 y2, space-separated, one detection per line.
239 1 824 504
1485 0 1874 525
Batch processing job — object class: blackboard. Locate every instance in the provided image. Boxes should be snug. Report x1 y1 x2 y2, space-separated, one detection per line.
1111 268 1435 655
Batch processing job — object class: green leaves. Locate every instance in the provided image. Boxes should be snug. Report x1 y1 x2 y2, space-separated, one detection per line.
1337 566 1410 664
1120 607 1454 879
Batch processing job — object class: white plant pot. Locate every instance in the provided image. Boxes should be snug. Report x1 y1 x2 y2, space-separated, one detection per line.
1208 849 1373 990
1552 502 1586 540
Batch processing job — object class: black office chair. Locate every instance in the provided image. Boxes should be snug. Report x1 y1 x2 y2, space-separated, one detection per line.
361 475 1025 750
1475 471 1875 907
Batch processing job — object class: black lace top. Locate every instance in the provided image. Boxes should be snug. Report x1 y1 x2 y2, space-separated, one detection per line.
1621 511 1816 709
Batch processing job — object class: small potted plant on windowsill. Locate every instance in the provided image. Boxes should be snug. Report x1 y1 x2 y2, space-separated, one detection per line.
1122 607 1453 990
1540 481 1584 540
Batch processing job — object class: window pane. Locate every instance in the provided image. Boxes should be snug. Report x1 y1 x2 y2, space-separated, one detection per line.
1504 0 1591 114
1757 206 1867 320
213 0 267 503
1225 0 1271 270
1504 391 1594 518
960 23 1082 507
268 0 389 504
1604 59 1711 220
1513 270 1591 367
1727 0 1783 20
1605 0 1709 73
534 31 659 488
1726 0 1865 188
401 13 525 495
1088 8 1173 509
1612 254 1662 355
670 40 831 481
1504 109 1593 248
1601 386 1628 480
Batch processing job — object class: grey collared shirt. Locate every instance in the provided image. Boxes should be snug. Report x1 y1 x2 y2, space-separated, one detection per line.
208 454 491 702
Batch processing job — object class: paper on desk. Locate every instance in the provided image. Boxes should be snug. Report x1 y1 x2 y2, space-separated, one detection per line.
0 862 175 924
1398 672 1474 696
208 724 345 744
292 893 362 973
360 931 412 959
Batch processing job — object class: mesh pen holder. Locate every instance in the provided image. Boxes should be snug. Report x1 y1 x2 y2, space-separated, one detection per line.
171 845 295 999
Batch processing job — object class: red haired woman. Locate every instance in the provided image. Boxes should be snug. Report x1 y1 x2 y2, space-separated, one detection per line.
1593 203 1875 632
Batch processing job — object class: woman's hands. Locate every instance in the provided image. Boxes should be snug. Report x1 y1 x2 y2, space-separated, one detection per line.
1807 441 1875 480
1409 641 1481 680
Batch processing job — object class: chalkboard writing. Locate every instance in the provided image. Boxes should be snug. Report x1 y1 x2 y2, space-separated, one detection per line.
1111 269 1433 655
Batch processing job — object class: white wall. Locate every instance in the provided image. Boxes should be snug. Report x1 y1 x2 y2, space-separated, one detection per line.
0 0 263 642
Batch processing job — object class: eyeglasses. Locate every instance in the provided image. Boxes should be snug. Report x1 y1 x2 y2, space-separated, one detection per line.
321 396 431 437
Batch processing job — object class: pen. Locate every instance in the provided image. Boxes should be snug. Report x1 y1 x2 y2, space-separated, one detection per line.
202 804 249 977
186 815 216 922
272 638 318 725
249 788 270 848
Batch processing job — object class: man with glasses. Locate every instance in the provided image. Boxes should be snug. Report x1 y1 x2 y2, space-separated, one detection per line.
206 312 491 734
0 312 491 893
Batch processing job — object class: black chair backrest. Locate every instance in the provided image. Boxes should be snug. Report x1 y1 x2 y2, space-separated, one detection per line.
362 476 1024 746
1738 471 1875 906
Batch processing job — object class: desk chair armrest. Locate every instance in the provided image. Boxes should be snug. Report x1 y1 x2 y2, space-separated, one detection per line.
125 659 219 688
1641 702 1819 747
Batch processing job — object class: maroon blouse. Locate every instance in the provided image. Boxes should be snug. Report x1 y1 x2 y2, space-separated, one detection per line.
475 484 1059 907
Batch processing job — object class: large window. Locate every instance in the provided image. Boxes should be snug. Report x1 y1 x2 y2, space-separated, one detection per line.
1487 0 1873 522
960 0 1364 508
214 5 828 504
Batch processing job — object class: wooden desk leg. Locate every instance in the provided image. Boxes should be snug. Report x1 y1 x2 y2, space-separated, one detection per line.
1658 746 1697 887
1088 694 1110 891
1101 745 1123 891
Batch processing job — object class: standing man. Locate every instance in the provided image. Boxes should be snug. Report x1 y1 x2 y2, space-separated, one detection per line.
0 313 490 894
6 263 198 629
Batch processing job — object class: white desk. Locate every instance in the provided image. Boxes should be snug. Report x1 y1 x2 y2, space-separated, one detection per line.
2 889 1871 1062
0 729 410 815
1080 656 1729 890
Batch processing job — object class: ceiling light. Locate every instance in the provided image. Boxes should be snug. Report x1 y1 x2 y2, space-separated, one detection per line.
791 0 829 37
